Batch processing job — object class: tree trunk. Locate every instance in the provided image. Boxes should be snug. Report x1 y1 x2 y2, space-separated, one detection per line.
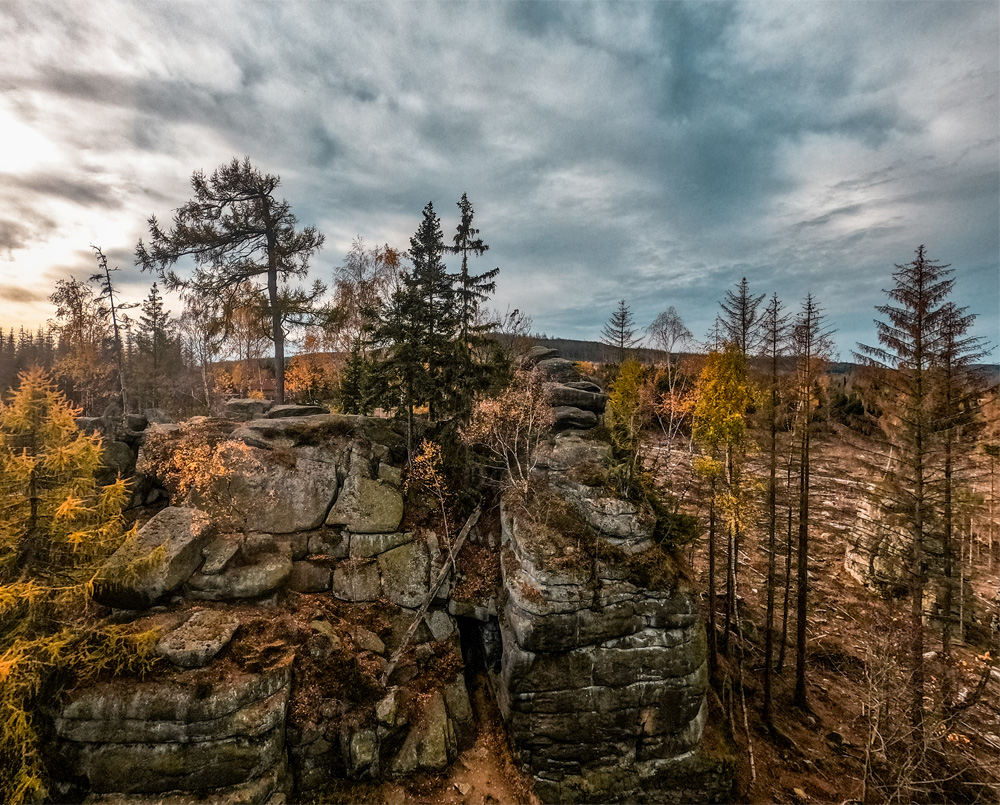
793 413 810 709
708 473 718 679
265 228 285 405
763 372 778 721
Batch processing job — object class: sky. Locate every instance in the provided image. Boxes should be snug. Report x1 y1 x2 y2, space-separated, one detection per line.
1 0 998 360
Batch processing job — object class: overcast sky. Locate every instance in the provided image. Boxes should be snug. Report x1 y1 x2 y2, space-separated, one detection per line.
1 0 997 359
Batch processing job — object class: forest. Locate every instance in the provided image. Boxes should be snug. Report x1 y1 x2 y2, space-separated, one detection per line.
1 157 998 804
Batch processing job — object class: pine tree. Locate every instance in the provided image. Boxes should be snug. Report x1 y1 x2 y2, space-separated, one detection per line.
136 157 325 404
134 282 173 409
445 194 501 414
855 245 955 738
719 277 765 356
601 300 641 364
449 194 499 344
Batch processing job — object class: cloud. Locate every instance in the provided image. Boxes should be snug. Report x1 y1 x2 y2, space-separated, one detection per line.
0 0 995 354
0 284 48 304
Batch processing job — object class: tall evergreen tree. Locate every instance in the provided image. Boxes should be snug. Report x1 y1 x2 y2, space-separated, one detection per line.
446 194 501 413
134 283 174 409
855 245 955 738
601 300 641 364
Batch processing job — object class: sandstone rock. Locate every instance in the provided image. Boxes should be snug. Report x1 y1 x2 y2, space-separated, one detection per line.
534 357 583 383
84 761 285 805
266 404 331 418
348 531 413 558
288 561 332 593
201 535 241 575
55 658 291 745
331 560 381 602
124 413 149 432
341 727 377 778
187 553 292 601
144 408 174 425
91 507 213 610
193 449 338 534
327 475 403 534
523 345 559 364
534 433 611 472
378 463 403 487
548 384 608 413
378 541 430 609
443 677 475 749
307 530 350 558
564 380 603 393
425 609 456 642
552 406 598 430
376 687 407 729
100 440 136 478
155 609 241 668
224 399 274 420
388 690 453 776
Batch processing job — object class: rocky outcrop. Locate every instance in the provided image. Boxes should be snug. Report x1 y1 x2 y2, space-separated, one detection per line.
490 347 733 803
53 656 292 800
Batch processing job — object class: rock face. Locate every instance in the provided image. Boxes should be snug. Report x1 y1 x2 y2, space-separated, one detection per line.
91 507 214 610
490 346 733 803
53 657 292 799
496 499 730 803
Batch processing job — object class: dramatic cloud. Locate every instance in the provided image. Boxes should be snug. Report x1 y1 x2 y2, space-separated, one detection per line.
0 0 996 355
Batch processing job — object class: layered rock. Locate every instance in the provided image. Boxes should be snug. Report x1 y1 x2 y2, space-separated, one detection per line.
53 657 293 801
491 347 732 803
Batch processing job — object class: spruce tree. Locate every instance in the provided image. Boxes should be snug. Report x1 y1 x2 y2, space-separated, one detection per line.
601 300 641 364
855 245 955 738
719 277 765 356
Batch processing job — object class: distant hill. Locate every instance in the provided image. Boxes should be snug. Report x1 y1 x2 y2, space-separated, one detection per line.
524 336 1000 384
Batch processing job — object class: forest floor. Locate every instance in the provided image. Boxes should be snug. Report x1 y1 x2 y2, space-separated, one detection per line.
651 427 1000 804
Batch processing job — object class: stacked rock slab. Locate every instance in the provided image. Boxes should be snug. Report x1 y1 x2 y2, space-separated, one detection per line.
493 347 732 803
53 657 293 803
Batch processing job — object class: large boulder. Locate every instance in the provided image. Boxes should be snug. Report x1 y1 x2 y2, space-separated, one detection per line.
187 553 292 601
91 508 214 610
326 474 404 534
493 479 731 803
194 448 339 534
378 540 430 609
266 404 331 418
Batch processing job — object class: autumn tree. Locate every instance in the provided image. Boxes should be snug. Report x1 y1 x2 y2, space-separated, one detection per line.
332 237 401 351
49 278 115 415
601 300 641 364
462 368 554 496
647 305 692 377
0 369 144 804
135 156 325 404
693 346 757 668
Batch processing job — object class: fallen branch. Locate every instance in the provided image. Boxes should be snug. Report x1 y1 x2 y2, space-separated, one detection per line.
381 504 482 686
